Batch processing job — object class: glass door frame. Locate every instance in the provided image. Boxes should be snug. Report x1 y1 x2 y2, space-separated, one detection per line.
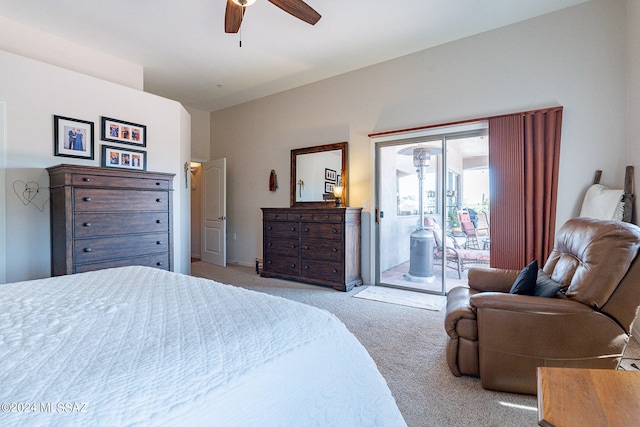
373 125 488 295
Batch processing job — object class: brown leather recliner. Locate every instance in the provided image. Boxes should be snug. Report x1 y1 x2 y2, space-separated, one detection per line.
444 217 640 394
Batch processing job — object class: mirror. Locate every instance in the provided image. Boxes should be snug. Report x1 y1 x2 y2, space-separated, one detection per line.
290 142 348 207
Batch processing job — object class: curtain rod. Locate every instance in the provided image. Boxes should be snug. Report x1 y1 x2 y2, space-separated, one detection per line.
367 106 563 139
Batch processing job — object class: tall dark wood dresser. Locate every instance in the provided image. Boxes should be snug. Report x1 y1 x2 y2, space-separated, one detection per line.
48 164 175 276
261 207 362 291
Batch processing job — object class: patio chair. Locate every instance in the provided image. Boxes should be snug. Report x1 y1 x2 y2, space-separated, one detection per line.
432 228 490 278
476 211 490 249
458 211 481 249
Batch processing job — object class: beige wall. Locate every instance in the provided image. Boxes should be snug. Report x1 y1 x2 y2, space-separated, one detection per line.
626 0 640 342
211 0 630 283
0 50 191 282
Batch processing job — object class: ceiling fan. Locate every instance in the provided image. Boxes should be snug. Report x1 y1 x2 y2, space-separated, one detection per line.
225 0 321 33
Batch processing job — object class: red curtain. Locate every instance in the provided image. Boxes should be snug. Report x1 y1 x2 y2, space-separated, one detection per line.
488 107 563 269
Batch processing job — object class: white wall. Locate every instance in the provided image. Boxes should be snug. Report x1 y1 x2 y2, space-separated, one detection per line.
0 102 5 283
0 15 143 91
211 0 630 283
184 106 211 259
0 50 190 282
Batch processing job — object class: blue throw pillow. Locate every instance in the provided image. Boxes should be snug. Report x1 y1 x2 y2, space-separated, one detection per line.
534 269 563 297
509 260 538 295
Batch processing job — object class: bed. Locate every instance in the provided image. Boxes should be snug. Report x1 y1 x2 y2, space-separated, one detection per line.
0 266 406 426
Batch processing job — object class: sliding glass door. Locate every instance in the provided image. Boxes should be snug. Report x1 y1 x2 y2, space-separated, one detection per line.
374 123 489 295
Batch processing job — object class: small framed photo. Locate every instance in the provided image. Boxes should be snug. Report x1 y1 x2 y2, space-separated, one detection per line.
325 181 335 194
101 116 146 147
337 174 342 186
54 115 94 159
325 168 337 182
102 145 147 171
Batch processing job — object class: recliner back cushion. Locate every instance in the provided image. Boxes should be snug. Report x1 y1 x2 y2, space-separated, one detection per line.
543 218 640 309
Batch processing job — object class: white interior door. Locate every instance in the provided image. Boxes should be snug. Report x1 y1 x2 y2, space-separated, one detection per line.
201 158 227 266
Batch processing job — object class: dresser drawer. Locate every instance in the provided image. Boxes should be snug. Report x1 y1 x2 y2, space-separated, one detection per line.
74 212 169 238
74 232 169 263
263 255 299 275
74 253 170 273
301 223 343 240
300 259 343 283
264 221 299 239
71 173 170 190
263 211 289 221
301 239 343 262
264 238 299 256
287 212 313 221
312 212 344 222
74 189 169 212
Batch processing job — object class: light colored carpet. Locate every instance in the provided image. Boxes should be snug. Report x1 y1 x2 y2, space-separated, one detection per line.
354 286 446 311
189 261 640 427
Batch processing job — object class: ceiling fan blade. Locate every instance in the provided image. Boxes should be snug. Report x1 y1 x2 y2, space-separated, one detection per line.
225 0 244 33
268 0 321 25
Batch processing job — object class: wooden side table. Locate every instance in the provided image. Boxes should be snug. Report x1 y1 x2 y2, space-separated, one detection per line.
537 367 640 426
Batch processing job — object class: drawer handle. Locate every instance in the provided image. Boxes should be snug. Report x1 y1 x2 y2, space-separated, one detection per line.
332 269 338 273
290 244 296 249
84 248 92 253
304 228 309 232
332 229 338 233
83 178 91 182
267 261 272 265
156 198 163 202
156 241 163 245
331 248 337 252
156 182 161 186
304 265 309 270
303 246 309 250
267 226 272 230
267 242 272 247
83 223 92 227
290 227 296 232
297 215 302 218
290 263 296 268
156 261 164 266
156 219 163 224
83 197 92 202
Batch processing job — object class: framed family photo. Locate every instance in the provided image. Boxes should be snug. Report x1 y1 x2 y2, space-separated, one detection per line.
324 181 335 194
102 145 147 171
101 116 146 147
54 115 94 159
325 168 337 182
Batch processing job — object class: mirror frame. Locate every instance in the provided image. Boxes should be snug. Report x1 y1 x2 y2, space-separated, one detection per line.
290 141 348 207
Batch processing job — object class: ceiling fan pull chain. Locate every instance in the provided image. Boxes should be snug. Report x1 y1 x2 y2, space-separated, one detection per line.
239 6 244 47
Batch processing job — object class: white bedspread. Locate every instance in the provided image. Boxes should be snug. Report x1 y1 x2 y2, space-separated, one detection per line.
0 266 405 426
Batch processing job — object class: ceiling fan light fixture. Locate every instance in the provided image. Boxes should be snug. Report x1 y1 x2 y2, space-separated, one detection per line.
232 0 256 6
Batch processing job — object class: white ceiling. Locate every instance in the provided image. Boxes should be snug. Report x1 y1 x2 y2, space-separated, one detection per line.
0 0 588 112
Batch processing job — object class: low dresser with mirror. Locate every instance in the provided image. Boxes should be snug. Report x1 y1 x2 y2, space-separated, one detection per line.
261 142 362 291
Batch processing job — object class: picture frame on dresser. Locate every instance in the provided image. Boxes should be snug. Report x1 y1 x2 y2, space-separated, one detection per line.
102 145 147 171
101 116 147 147
53 115 94 160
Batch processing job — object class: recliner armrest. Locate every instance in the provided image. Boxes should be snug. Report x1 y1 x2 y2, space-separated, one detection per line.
470 292 593 314
468 267 520 293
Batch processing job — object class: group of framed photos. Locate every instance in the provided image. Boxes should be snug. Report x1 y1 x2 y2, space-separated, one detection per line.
324 168 342 194
53 115 147 171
